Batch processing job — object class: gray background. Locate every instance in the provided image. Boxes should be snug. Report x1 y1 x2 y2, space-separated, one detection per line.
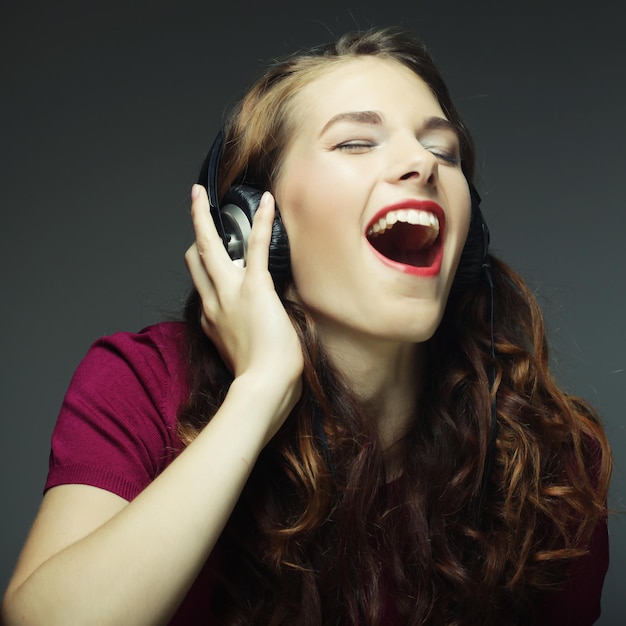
2 0 624 622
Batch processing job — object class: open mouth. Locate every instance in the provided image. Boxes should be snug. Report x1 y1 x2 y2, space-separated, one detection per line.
366 207 443 271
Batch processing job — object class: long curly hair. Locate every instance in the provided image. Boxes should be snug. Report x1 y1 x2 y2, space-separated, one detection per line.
178 28 612 625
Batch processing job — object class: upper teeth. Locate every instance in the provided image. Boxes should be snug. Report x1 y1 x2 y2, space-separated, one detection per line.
368 209 440 236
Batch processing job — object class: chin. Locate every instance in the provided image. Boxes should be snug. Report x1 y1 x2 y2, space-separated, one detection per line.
392 326 439 345
368 311 444 345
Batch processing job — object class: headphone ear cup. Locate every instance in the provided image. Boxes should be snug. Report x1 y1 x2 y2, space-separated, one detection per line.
452 185 490 291
221 184 291 285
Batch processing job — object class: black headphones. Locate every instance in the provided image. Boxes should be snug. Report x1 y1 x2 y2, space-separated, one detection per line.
454 184 491 291
199 128 496 524
198 130 291 287
198 128 490 290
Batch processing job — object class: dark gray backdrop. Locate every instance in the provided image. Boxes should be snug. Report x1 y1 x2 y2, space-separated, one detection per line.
2 1 624 623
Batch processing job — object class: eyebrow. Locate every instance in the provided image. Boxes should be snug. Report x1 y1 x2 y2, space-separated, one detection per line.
319 110 383 136
421 116 461 137
319 110 461 139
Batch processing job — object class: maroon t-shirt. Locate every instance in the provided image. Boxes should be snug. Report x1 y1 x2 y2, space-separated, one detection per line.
45 322 609 624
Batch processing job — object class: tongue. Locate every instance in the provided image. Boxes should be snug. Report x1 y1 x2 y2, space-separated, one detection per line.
369 223 437 267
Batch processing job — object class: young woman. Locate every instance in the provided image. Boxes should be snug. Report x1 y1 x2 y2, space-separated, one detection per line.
2 28 611 625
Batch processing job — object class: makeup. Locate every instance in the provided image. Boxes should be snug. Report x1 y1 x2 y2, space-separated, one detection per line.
365 199 445 276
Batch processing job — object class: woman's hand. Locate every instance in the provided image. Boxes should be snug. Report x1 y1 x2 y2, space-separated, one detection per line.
1 189 303 626
185 184 303 432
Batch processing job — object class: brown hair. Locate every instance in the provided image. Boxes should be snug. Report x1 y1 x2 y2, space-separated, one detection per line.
179 27 612 625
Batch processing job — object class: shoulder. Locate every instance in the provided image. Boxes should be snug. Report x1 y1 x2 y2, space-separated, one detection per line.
535 514 609 625
74 321 188 408
46 321 191 501
89 321 187 375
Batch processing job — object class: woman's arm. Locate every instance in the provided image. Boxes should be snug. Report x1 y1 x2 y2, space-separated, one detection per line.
1 188 303 626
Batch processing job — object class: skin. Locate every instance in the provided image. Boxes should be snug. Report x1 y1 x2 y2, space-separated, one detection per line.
275 56 471 443
1 58 470 625
1 191 301 625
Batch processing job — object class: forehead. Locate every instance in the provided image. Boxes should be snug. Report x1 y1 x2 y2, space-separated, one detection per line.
292 56 446 131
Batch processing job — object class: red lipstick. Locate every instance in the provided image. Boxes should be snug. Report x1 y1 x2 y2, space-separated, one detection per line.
365 200 445 276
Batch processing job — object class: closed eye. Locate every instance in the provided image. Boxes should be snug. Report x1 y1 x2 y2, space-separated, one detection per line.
334 141 376 153
426 147 461 166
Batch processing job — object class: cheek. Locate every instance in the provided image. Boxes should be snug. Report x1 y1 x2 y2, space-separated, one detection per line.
443 182 473 279
276 162 357 300
276 158 342 238
459 201 472 248
450 180 472 243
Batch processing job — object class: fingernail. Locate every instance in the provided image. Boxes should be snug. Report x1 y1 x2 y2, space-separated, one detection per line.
260 191 272 207
191 184 201 200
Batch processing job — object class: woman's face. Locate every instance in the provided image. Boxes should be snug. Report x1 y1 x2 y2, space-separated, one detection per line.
274 57 471 349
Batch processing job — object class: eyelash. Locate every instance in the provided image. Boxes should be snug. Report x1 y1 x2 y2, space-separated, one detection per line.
334 141 461 165
335 141 375 152
427 149 461 166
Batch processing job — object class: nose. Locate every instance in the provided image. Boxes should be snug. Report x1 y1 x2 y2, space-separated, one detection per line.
386 137 439 188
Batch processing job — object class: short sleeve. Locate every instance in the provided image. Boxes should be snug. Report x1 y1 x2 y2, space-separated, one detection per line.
535 515 609 625
45 322 189 501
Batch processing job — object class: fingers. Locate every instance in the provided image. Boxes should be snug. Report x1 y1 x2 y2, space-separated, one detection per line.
184 241 218 323
183 185 301 393
246 191 275 276
189 184 235 279
185 185 277 318
188 184 276 274
185 184 226 318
